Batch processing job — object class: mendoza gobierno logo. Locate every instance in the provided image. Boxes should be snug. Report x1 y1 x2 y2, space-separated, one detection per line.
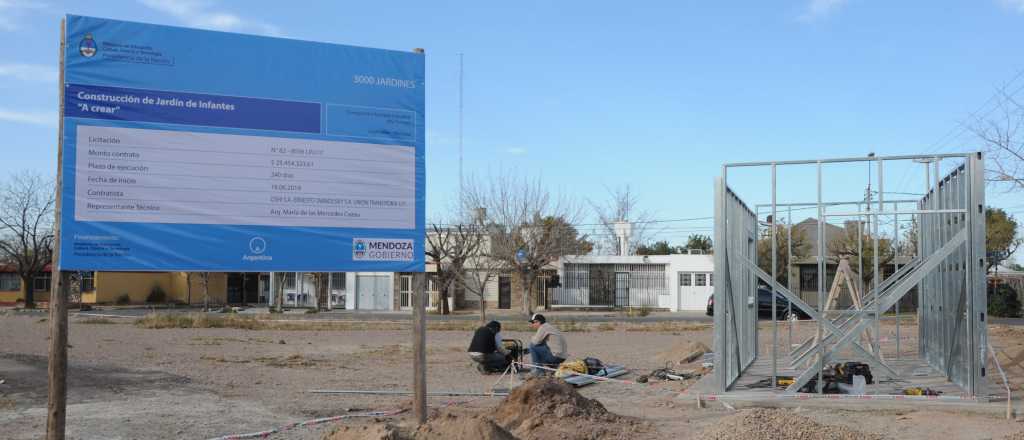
353 238 413 261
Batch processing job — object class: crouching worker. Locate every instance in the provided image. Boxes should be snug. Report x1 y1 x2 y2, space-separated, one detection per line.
528 314 568 376
468 320 511 373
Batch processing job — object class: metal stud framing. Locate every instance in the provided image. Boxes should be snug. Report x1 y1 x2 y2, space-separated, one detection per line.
713 153 987 398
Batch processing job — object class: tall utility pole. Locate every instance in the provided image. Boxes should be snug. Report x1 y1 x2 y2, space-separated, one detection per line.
458 53 464 208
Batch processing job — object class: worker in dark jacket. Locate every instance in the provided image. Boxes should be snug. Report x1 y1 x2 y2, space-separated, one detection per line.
467 320 511 373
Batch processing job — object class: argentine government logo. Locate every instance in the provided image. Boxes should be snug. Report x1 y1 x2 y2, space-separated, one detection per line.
79 34 97 57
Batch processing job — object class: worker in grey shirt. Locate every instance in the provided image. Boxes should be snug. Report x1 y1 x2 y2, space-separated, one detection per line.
527 313 567 375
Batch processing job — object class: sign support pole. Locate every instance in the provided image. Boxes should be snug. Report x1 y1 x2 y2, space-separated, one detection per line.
412 272 427 424
411 47 427 426
47 18 68 440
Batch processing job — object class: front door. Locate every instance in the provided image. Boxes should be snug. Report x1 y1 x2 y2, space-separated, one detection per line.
357 274 390 310
678 272 713 310
498 276 512 309
227 273 243 304
615 272 630 306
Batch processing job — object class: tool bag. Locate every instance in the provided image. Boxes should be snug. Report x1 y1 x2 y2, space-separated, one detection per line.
583 357 606 376
555 360 588 378
835 362 873 385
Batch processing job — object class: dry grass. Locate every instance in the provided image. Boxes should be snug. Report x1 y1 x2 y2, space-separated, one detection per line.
135 313 410 331
134 313 599 332
78 317 118 325
624 321 710 333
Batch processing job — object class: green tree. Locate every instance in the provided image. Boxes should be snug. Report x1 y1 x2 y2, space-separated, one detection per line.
987 207 1021 272
684 234 713 253
757 224 809 286
827 221 895 287
636 240 674 255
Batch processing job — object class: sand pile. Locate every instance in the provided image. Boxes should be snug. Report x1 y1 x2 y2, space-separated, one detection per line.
654 340 709 366
324 422 403 440
696 408 882 440
324 413 515 440
412 412 517 440
493 378 648 440
326 378 648 440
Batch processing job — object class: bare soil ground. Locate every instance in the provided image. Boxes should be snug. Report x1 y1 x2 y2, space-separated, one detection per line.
1 312 1023 439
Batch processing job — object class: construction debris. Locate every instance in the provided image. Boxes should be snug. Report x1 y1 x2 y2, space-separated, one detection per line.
903 387 942 396
637 367 702 383
655 341 710 366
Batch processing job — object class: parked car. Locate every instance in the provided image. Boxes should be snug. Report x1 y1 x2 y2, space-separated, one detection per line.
706 288 809 320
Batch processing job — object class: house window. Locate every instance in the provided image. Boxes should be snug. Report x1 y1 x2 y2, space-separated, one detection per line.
80 272 95 292
708 273 713 286
400 275 412 309
0 273 19 291
679 273 692 286
427 275 439 293
329 273 346 291
799 265 837 291
34 273 51 292
284 272 296 290
694 273 707 286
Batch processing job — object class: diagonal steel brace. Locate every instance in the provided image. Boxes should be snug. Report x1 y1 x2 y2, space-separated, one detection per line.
736 254 898 379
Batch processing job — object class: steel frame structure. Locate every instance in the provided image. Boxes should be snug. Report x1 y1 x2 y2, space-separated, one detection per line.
713 153 987 397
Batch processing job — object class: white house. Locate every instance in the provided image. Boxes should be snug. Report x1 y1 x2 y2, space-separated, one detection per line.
551 253 714 312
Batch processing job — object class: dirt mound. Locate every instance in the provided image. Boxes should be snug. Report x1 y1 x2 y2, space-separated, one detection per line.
324 422 403 440
696 408 882 440
323 413 515 440
493 377 647 440
654 340 709 366
413 412 517 440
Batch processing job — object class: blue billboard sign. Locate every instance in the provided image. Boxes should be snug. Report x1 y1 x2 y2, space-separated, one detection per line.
59 15 425 272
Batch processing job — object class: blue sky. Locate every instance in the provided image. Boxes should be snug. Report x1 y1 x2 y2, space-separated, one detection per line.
1 0 1022 256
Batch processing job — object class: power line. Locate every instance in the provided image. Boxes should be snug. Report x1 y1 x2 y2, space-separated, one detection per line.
894 66 1024 192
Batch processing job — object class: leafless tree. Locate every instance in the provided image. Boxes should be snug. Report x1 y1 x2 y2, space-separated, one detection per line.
589 185 655 255
272 272 285 313
186 272 194 305
426 220 485 315
312 272 329 310
201 272 210 312
0 171 55 308
970 89 1024 192
458 247 505 323
463 171 591 315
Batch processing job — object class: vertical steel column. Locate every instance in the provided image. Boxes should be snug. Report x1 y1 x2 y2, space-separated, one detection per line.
858 203 864 317
714 175 728 392
816 161 825 393
919 162 930 360
787 205 793 350
894 206 900 360
771 163 778 386
967 152 987 397
935 160 945 371
874 159 882 359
